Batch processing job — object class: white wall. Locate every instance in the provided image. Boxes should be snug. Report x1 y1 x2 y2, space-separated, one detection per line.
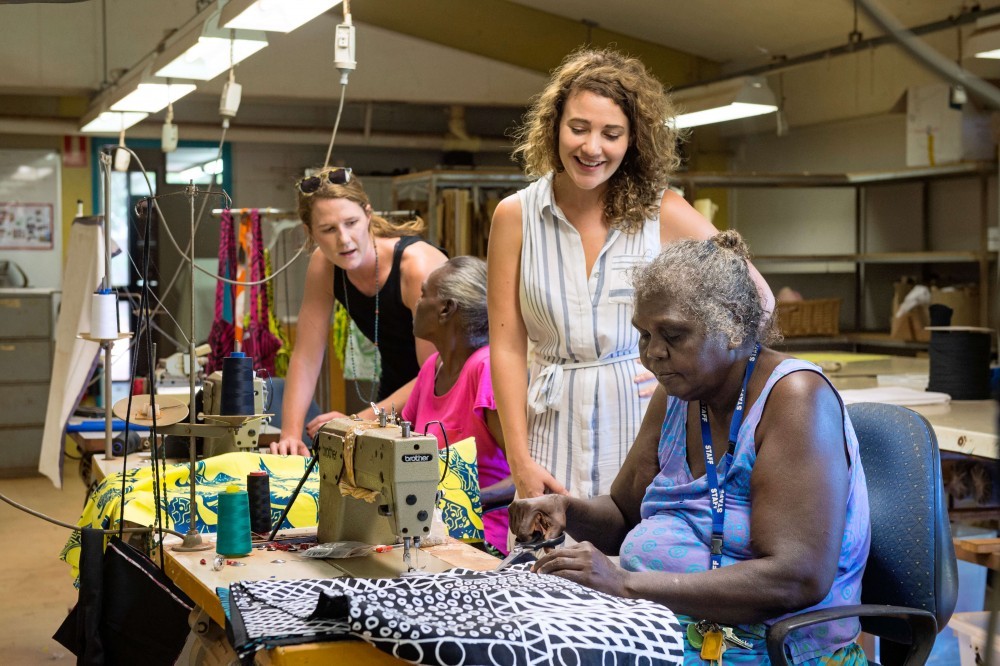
0 149 62 289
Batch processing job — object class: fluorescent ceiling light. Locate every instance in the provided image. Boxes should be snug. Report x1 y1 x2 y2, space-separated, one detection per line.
110 82 197 113
154 7 267 80
221 0 342 33
672 76 778 129
968 21 1000 59
80 111 148 134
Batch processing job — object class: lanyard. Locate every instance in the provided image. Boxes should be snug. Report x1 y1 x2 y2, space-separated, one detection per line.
699 343 760 570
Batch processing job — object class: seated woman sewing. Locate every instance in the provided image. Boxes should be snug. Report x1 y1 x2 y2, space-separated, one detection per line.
509 231 871 665
402 256 514 555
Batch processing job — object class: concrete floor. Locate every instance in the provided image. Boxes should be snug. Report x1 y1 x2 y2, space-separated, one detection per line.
0 459 86 665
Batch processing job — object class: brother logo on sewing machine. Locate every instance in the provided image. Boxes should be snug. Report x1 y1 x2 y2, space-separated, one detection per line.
316 417 439 548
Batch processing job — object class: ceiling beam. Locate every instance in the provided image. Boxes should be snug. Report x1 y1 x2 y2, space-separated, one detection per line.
351 0 719 87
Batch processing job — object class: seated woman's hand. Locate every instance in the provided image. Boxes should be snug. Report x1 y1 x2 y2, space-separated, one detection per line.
508 494 567 542
306 410 347 438
269 436 310 457
533 541 629 597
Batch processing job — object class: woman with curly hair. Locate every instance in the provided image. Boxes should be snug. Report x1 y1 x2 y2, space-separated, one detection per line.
487 48 773 501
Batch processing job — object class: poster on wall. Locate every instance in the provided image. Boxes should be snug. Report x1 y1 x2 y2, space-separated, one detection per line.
0 202 54 249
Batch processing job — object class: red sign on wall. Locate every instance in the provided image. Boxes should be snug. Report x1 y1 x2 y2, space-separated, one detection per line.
62 136 88 168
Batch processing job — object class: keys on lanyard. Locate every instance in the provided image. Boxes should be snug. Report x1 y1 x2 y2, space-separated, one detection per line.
687 621 754 664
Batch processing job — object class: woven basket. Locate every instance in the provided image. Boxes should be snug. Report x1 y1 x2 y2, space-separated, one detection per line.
775 298 842 337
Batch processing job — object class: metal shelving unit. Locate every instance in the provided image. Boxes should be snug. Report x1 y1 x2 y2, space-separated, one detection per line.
674 162 997 331
391 169 532 256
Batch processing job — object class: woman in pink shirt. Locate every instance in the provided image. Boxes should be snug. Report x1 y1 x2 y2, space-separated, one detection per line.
402 256 514 555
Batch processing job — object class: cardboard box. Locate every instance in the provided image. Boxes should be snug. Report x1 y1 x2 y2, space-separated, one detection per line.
931 285 980 327
890 279 930 342
890 307 931 342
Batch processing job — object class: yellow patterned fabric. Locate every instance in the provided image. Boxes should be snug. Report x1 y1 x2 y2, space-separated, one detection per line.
437 437 484 543
60 453 320 585
332 302 349 368
264 249 290 377
61 446 484 583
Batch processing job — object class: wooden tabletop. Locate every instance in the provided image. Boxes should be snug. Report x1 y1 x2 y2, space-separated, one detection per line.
795 352 998 460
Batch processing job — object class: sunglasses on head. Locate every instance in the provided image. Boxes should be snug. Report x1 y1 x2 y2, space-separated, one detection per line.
297 167 353 194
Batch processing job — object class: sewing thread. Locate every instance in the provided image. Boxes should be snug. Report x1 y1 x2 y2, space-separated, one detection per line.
221 352 256 415
247 471 272 536
90 289 119 340
927 328 992 400
216 485 252 557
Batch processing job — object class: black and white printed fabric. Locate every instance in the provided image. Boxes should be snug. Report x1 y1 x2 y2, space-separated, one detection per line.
226 566 684 665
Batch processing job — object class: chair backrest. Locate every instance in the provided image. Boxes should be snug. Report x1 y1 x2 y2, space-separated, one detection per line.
847 402 958 642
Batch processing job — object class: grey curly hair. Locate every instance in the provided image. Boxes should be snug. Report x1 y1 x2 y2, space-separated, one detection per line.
632 231 779 347
436 256 489 348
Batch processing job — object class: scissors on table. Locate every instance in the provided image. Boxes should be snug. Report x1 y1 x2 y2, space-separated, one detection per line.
495 532 566 570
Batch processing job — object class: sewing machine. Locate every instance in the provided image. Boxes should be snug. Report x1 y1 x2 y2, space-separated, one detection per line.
316 416 439 564
200 370 267 456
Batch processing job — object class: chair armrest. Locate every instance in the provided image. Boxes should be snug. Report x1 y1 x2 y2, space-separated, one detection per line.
766 605 937 665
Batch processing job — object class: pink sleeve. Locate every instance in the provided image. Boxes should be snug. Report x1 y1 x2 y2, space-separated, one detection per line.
471 348 496 418
402 353 438 424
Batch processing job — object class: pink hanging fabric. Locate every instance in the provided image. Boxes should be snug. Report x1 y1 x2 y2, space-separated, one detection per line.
241 209 283 377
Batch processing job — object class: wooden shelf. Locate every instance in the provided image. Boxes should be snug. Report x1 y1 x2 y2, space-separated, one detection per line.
755 251 992 265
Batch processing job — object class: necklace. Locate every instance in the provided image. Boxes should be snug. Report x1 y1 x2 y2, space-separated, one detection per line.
341 235 380 405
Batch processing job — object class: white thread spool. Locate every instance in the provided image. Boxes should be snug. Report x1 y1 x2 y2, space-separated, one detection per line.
90 291 119 340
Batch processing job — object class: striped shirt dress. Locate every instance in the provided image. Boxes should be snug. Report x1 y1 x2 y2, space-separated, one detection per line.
517 174 660 498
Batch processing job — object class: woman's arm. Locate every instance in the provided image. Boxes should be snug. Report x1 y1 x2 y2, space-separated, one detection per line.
271 250 335 456
534 371 851 625
659 190 775 315
506 378 668 554
480 408 515 511
487 196 568 498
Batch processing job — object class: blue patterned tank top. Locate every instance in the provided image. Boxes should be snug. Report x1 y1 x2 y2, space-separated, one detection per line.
620 359 870 664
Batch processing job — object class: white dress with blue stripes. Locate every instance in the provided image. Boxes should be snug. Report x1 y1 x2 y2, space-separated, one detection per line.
518 174 660 498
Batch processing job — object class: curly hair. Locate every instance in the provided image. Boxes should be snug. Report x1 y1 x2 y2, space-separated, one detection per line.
296 171 425 238
632 231 780 347
435 256 489 349
512 47 683 234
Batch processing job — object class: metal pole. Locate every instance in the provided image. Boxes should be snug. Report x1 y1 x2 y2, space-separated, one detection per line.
187 182 199 537
102 153 114 460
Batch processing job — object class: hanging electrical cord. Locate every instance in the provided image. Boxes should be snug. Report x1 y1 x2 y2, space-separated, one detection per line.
114 145 309 290
323 83 348 169
0 493 184 539
149 123 228 321
323 0 356 167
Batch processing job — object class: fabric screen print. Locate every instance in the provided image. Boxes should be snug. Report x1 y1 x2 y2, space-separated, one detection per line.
227 566 684 665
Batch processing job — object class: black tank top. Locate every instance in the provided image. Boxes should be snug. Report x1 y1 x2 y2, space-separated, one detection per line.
333 235 424 401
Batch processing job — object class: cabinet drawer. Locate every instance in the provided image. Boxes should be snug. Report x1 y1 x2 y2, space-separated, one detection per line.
0 384 49 426
0 292 53 338
0 340 52 382
0 426 42 475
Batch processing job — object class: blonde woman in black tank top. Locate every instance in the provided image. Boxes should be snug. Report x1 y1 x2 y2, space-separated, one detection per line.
271 170 447 457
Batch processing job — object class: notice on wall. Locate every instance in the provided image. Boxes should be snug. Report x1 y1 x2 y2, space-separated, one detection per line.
0 202 54 249
0 150 62 287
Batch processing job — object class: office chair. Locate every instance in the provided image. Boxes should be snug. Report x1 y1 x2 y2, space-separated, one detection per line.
767 402 958 666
